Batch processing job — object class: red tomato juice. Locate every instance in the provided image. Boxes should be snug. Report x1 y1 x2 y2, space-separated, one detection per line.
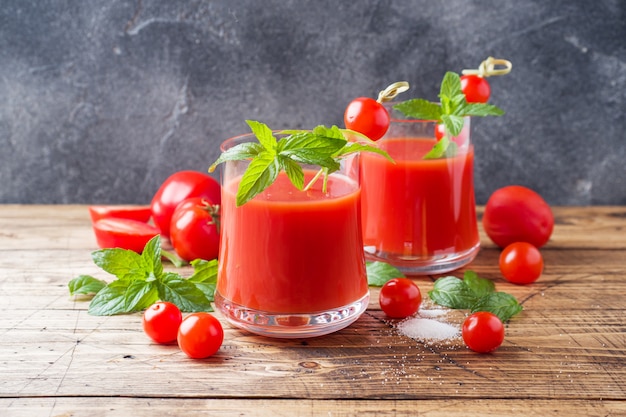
361 137 478 260
217 171 368 314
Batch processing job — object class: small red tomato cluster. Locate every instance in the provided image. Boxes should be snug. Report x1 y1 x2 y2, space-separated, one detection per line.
89 170 222 263
483 185 553 285
142 301 223 359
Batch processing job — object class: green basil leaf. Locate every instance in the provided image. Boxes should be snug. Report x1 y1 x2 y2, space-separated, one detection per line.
236 151 279 206
158 273 213 312
471 292 523 322
161 249 187 267
463 270 495 298
68 275 107 296
428 276 477 309
366 261 405 286
124 280 159 312
246 119 277 152
88 280 157 315
393 99 442 121
188 259 218 284
91 248 147 281
335 142 394 163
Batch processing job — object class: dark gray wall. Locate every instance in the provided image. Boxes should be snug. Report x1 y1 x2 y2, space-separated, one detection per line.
1 0 624 205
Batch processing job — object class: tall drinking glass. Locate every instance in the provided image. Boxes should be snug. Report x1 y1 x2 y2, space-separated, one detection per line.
360 105 479 275
215 133 369 338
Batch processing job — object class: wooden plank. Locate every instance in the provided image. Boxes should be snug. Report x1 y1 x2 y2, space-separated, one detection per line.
2 398 626 417
1 205 625 414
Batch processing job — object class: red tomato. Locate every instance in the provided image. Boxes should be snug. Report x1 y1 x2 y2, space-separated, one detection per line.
499 242 544 285
482 185 554 248
434 122 470 146
170 197 220 262
151 171 221 239
462 311 505 353
344 97 390 141
461 75 491 103
142 302 183 344
92 218 159 253
88 205 152 223
379 278 422 318
177 313 224 359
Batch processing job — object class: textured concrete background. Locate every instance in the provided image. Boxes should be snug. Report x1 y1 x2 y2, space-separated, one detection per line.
0 0 624 205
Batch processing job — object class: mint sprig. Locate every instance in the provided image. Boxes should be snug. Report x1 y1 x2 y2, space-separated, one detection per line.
366 261 405 286
428 270 522 322
209 120 392 206
393 72 504 159
68 236 217 315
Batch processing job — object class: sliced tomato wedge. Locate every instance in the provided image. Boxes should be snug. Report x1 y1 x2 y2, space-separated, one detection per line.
92 218 160 253
88 205 152 223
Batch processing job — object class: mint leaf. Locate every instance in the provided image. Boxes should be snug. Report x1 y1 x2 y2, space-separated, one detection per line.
278 155 305 190
423 135 451 160
428 276 477 309
91 248 146 280
441 114 465 137
188 259 218 303
236 151 279 206
463 270 495 298
471 292 522 322
161 249 186 267
461 102 505 117
440 71 462 99
246 120 277 152
335 141 395 162
87 280 157 316
68 275 107 295
393 99 442 121
141 235 163 278
209 142 265 172
158 273 213 312
366 261 405 286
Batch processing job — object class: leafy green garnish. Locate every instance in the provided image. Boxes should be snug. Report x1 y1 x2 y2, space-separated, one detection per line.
209 120 392 206
393 72 504 159
428 270 522 322
68 236 217 315
366 261 405 286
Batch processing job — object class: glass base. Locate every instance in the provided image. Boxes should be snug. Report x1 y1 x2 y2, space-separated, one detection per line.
214 291 370 338
364 242 480 275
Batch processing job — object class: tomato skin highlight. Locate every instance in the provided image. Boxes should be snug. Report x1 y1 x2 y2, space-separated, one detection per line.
170 197 220 262
482 185 554 248
142 302 183 344
151 171 221 239
499 242 544 285
379 278 422 318
177 313 224 359
344 97 390 141
88 205 152 223
92 218 159 253
460 75 491 103
462 312 505 353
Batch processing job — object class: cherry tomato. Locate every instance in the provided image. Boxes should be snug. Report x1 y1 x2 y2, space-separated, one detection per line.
151 171 221 239
88 205 152 223
434 122 470 146
177 313 224 359
379 278 422 318
344 97 390 141
461 75 491 103
462 311 505 353
499 242 544 285
170 197 220 262
482 185 554 248
142 302 183 344
92 218 159 253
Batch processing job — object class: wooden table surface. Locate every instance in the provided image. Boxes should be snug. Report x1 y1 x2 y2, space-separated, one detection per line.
1 205 625 416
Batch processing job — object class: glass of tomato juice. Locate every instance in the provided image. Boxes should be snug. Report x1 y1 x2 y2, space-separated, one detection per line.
214 133 370 338
360 105 479 275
